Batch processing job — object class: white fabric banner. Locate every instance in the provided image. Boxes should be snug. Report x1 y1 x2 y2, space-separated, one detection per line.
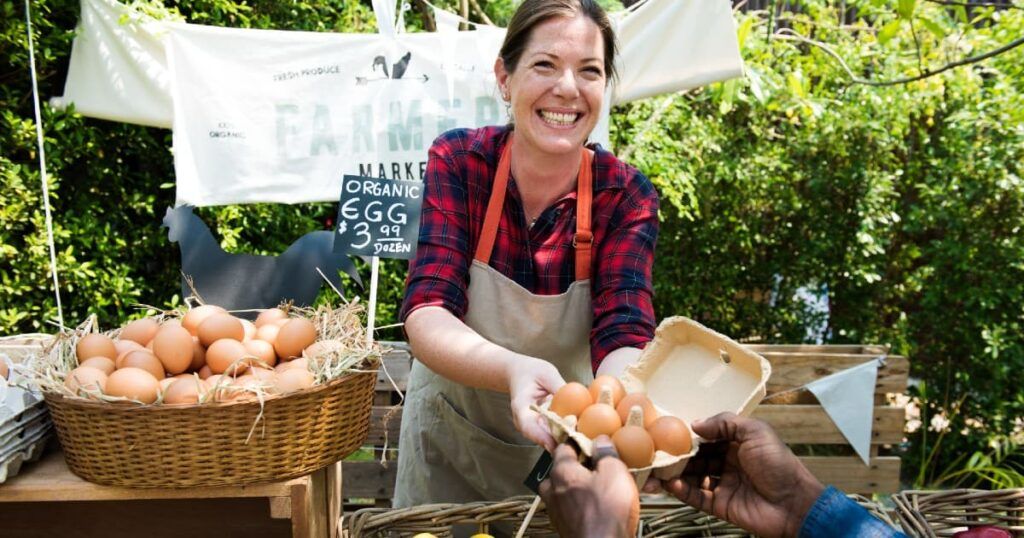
805 357 885 465
60 0 744 206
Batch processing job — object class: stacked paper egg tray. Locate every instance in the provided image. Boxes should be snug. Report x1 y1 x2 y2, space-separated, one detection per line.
0 335 55 483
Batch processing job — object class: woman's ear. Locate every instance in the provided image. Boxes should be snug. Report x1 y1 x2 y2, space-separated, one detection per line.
494 57 510 102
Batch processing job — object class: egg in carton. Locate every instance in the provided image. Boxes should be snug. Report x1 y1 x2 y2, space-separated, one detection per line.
534 316 772 486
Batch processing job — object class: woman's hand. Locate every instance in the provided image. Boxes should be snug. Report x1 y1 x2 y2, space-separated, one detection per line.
507 356 565 451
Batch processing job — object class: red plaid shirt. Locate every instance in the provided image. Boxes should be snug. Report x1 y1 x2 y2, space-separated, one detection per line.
400 126 658 372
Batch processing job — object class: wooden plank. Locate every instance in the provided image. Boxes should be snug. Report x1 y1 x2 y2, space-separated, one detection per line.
745 344 889 355
269 496 292 519
0 450 301 503
0 497 292 537
765 355 908 395
753 405 904 445
364 406 404 447
376 354 411 392
342 460 397 500
800 456 901 494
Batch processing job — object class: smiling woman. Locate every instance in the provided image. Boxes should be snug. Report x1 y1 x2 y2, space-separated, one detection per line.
394 0 660 509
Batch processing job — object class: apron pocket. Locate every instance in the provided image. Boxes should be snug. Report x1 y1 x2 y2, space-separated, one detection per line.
433 392 542 498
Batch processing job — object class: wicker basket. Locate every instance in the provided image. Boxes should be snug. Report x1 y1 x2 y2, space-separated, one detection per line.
346 494 898 537
46 368 376 488
640 493 898 537
348 496 556 537
893 489 1024 537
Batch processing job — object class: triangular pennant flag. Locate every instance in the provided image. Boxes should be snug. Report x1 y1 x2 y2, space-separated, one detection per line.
805 357 884 465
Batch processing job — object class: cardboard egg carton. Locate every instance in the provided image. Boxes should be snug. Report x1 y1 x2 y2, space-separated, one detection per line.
535 316 771 485
0 335 54 483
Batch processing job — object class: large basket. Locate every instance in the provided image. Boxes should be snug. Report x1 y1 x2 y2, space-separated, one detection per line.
45 368 377 488
893 489 1024 537
346 494 898 537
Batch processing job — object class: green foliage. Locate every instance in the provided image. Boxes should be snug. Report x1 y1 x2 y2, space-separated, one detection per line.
3 0 1023 488
611 0 1024 487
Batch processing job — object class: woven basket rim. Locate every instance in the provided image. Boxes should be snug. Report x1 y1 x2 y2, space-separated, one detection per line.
43 365 378 411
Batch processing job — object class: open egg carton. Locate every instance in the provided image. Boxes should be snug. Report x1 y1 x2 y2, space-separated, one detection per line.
0 335 55 483
535 317 772 485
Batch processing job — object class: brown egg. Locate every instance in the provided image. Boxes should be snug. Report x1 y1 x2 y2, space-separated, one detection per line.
190 337 206 371
151 324 194 374
163 378 208 405
249 367 277 384
277 368 315 394
273 318 290 327
0 360 7 380
76 334 117 363
577 403 622 439
79 356 116 376
647 416 692 456
162 319 183 329
206 338 249 375
64 366 108 397
197 365 213 379
302 339 344 360
197 313 245 347
613 425 656 469
119 350 166 381
119 318 159 346
255 323 280 347
181 304 227 335
550 382 593 418
240 319 257 341
113 339 144 359
616 393 659 428
158 377 176 394
106 367 160 403
589 375 626 407
255 308 288 328
244 339 277 368
205 374 225 389
274 318 317 360
275 357 309 373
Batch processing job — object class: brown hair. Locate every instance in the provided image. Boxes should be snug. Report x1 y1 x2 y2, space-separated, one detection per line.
499 0 618 83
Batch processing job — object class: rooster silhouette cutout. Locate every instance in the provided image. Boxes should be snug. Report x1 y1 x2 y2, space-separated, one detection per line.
162 205 361 313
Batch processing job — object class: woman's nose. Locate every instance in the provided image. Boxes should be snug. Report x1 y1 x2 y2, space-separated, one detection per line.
552 68 581 99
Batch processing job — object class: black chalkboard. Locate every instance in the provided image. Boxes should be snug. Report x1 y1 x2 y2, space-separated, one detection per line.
333 175 424 259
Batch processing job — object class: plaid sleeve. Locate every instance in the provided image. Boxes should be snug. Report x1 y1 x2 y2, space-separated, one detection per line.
399 135 473 322
589 168 659 372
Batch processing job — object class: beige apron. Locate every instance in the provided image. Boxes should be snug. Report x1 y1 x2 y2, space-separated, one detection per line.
394 138 597 509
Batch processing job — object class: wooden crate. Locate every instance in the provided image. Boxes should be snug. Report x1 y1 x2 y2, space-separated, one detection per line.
343 343 908 506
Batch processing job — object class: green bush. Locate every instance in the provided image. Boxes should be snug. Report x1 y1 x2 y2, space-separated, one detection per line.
3 0 1022 487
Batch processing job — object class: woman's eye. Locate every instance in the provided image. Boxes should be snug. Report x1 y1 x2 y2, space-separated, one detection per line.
534 61 554 70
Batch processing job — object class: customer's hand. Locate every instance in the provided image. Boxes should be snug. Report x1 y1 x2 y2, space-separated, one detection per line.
662 413 824 538
508 356 564 451
539 437 640 538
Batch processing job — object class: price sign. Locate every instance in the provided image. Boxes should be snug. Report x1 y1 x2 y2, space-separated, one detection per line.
333 175 423 260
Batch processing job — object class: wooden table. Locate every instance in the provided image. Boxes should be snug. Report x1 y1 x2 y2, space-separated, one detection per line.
0 447 340 538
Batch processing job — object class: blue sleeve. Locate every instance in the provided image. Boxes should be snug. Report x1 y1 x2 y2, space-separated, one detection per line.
799 487 907 538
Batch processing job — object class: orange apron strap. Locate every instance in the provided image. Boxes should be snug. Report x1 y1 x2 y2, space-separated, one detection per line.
574 149 594 281
473 137 514 265
473 135 594 282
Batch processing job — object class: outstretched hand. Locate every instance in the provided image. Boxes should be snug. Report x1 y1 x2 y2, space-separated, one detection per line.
539 437 640 538
508 357 565 451
662 413 825 538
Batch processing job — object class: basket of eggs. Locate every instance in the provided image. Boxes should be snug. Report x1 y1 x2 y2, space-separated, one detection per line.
534 316 772 485
22 301 379 488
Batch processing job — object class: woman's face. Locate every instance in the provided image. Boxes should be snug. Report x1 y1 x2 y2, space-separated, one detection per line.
496 14 606 157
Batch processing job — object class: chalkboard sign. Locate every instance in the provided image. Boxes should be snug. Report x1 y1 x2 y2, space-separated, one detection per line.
333 175 424 259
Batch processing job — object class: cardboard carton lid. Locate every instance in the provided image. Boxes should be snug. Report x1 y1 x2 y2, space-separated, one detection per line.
621 316 771 424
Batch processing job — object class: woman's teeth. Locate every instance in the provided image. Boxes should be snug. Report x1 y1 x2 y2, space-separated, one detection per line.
540 110 579 126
